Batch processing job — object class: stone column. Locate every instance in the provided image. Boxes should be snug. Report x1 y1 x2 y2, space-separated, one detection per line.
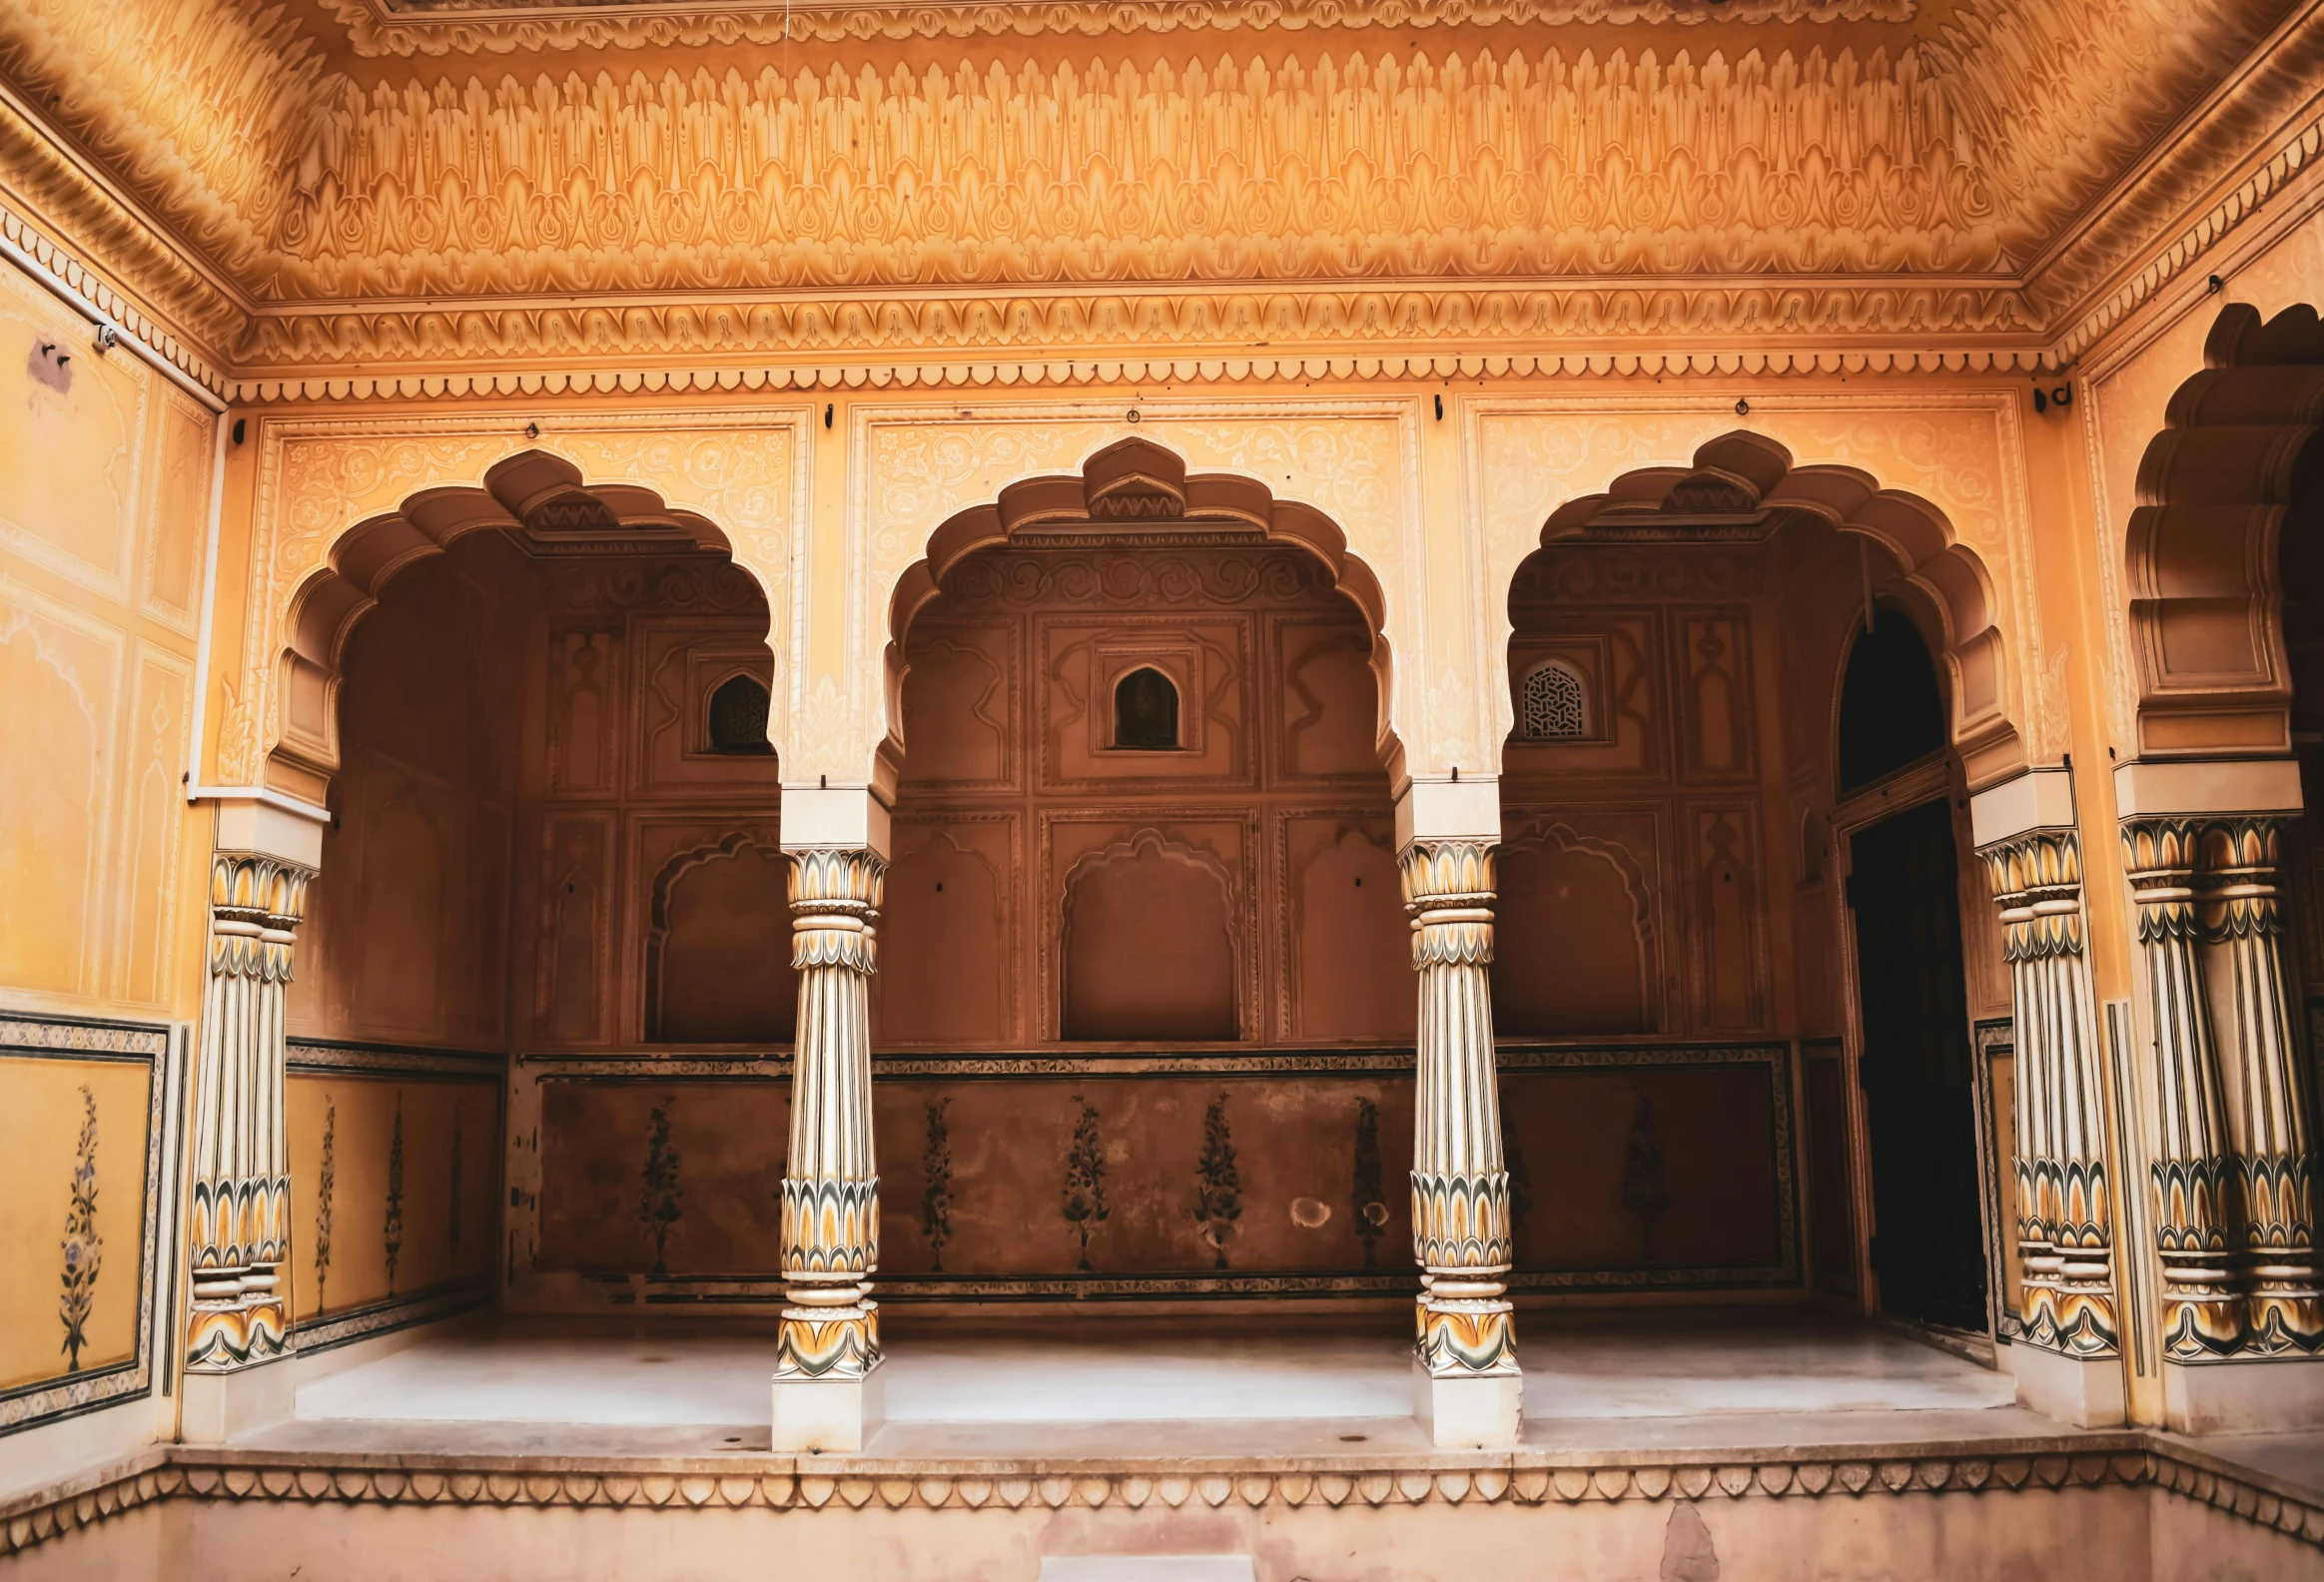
772 785 890 1453
1973 786 2125 1427
2116 758 2324 1431
2207 817 2323 1356
1398 778 1520 1449
2122 817 2243 1359
181 797 324 1443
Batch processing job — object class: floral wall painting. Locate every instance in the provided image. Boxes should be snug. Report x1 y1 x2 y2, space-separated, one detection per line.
921 1097 954 1272
56 1086 100 1374
639 1096 683 1278
1062 1097 1110 1272
383 1095 405 1297
1191 1094 1243 1271
313 1097 336 1316
284 1065 499 1333
0 1030 162 1426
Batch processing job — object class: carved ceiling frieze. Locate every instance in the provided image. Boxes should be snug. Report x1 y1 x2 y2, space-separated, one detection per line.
323 0 1916 56
0 0 2314 383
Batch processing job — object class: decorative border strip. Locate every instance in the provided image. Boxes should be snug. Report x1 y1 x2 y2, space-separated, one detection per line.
286 1039 503 1082
292 1283 494 1355
7 1435 2324 1560
328 0 1911 57
0 1013 171 1436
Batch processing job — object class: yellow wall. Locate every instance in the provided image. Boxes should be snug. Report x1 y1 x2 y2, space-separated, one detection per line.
0 263 210 1021
285 1074 499 1324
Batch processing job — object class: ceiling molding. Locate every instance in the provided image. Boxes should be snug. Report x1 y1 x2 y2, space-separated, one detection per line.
321 0 1915 56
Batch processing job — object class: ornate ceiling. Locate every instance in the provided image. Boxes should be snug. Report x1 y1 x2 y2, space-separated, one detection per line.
1 0 2318 391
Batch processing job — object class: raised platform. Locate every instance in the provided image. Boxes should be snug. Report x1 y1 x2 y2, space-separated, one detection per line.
8 1314 2324 1579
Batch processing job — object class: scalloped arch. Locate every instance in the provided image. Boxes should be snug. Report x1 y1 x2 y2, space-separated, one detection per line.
879 434 1404 786
1526 427 2024 782
269 447 745 791
2124 303 2324 759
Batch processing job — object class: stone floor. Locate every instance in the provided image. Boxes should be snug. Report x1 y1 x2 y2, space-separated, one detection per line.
255 1308 2047 1462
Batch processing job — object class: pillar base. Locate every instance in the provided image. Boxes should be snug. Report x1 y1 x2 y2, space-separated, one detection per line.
180 1356 298 1445
2006 1340 2126 1427
1412 1357 1521 1449
772 1366 886 1453
2163 1355 2324 1434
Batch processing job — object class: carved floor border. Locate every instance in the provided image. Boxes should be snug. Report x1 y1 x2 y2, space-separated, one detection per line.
7 1433 2324 1561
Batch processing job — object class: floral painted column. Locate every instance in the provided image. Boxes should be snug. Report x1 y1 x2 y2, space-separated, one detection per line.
771 838 887 1452
1401 831 1522 1448
180 798 326 1444
1975 809 2124 1427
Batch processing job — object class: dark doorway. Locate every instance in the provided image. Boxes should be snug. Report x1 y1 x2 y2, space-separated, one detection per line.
1847 797 1987 1332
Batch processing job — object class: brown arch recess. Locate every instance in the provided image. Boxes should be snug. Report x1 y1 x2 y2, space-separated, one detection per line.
276 448 741 794
2126 303 2324 758
1533 429 2023 783
882 436 1402 784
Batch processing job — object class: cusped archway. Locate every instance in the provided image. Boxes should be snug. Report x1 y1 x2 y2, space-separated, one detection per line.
2124 303 2324 758
1528 429 2023 781
881 436 1402 787
270 449 744 797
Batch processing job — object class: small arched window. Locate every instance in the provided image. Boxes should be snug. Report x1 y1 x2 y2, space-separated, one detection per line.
1113 667 1180 750
1519 661 1589 741
707 674 773 755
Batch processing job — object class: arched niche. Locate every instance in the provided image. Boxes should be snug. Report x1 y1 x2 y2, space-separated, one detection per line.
2125 302 2324 758
1493 821 1660 1036
273 448 756 802
1524 429 2021 783
881 436 1403 790
1059 832 1239 1043
645 835 798 1045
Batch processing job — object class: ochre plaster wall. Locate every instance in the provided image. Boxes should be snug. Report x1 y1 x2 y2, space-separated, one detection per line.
0 260 210 1467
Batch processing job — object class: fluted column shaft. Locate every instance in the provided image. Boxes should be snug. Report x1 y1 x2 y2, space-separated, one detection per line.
1981 830 2119 1357
1400 839 1517 1379
2208 818 2323 1353
2123 818 2243 1358
186 852 311 1372
776 846 886 1381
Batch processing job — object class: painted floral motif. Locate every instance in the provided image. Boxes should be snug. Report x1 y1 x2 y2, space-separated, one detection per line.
1191 1093 1242 1271
313 1097 336 1315
57 1086 101 1373
639 1096 683 1277
1062 1097 1111 1272
1350 1097 1387 1269
384 1095 405 1295
920 1097 953 1272
1622 1096 1674 1262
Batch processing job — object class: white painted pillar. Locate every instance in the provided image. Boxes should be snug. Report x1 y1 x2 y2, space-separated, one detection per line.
1397 777 1521 1448
1971 768 2126 1428
182 796 325 1444
2117 759 2324 1432
771 785 890 1452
